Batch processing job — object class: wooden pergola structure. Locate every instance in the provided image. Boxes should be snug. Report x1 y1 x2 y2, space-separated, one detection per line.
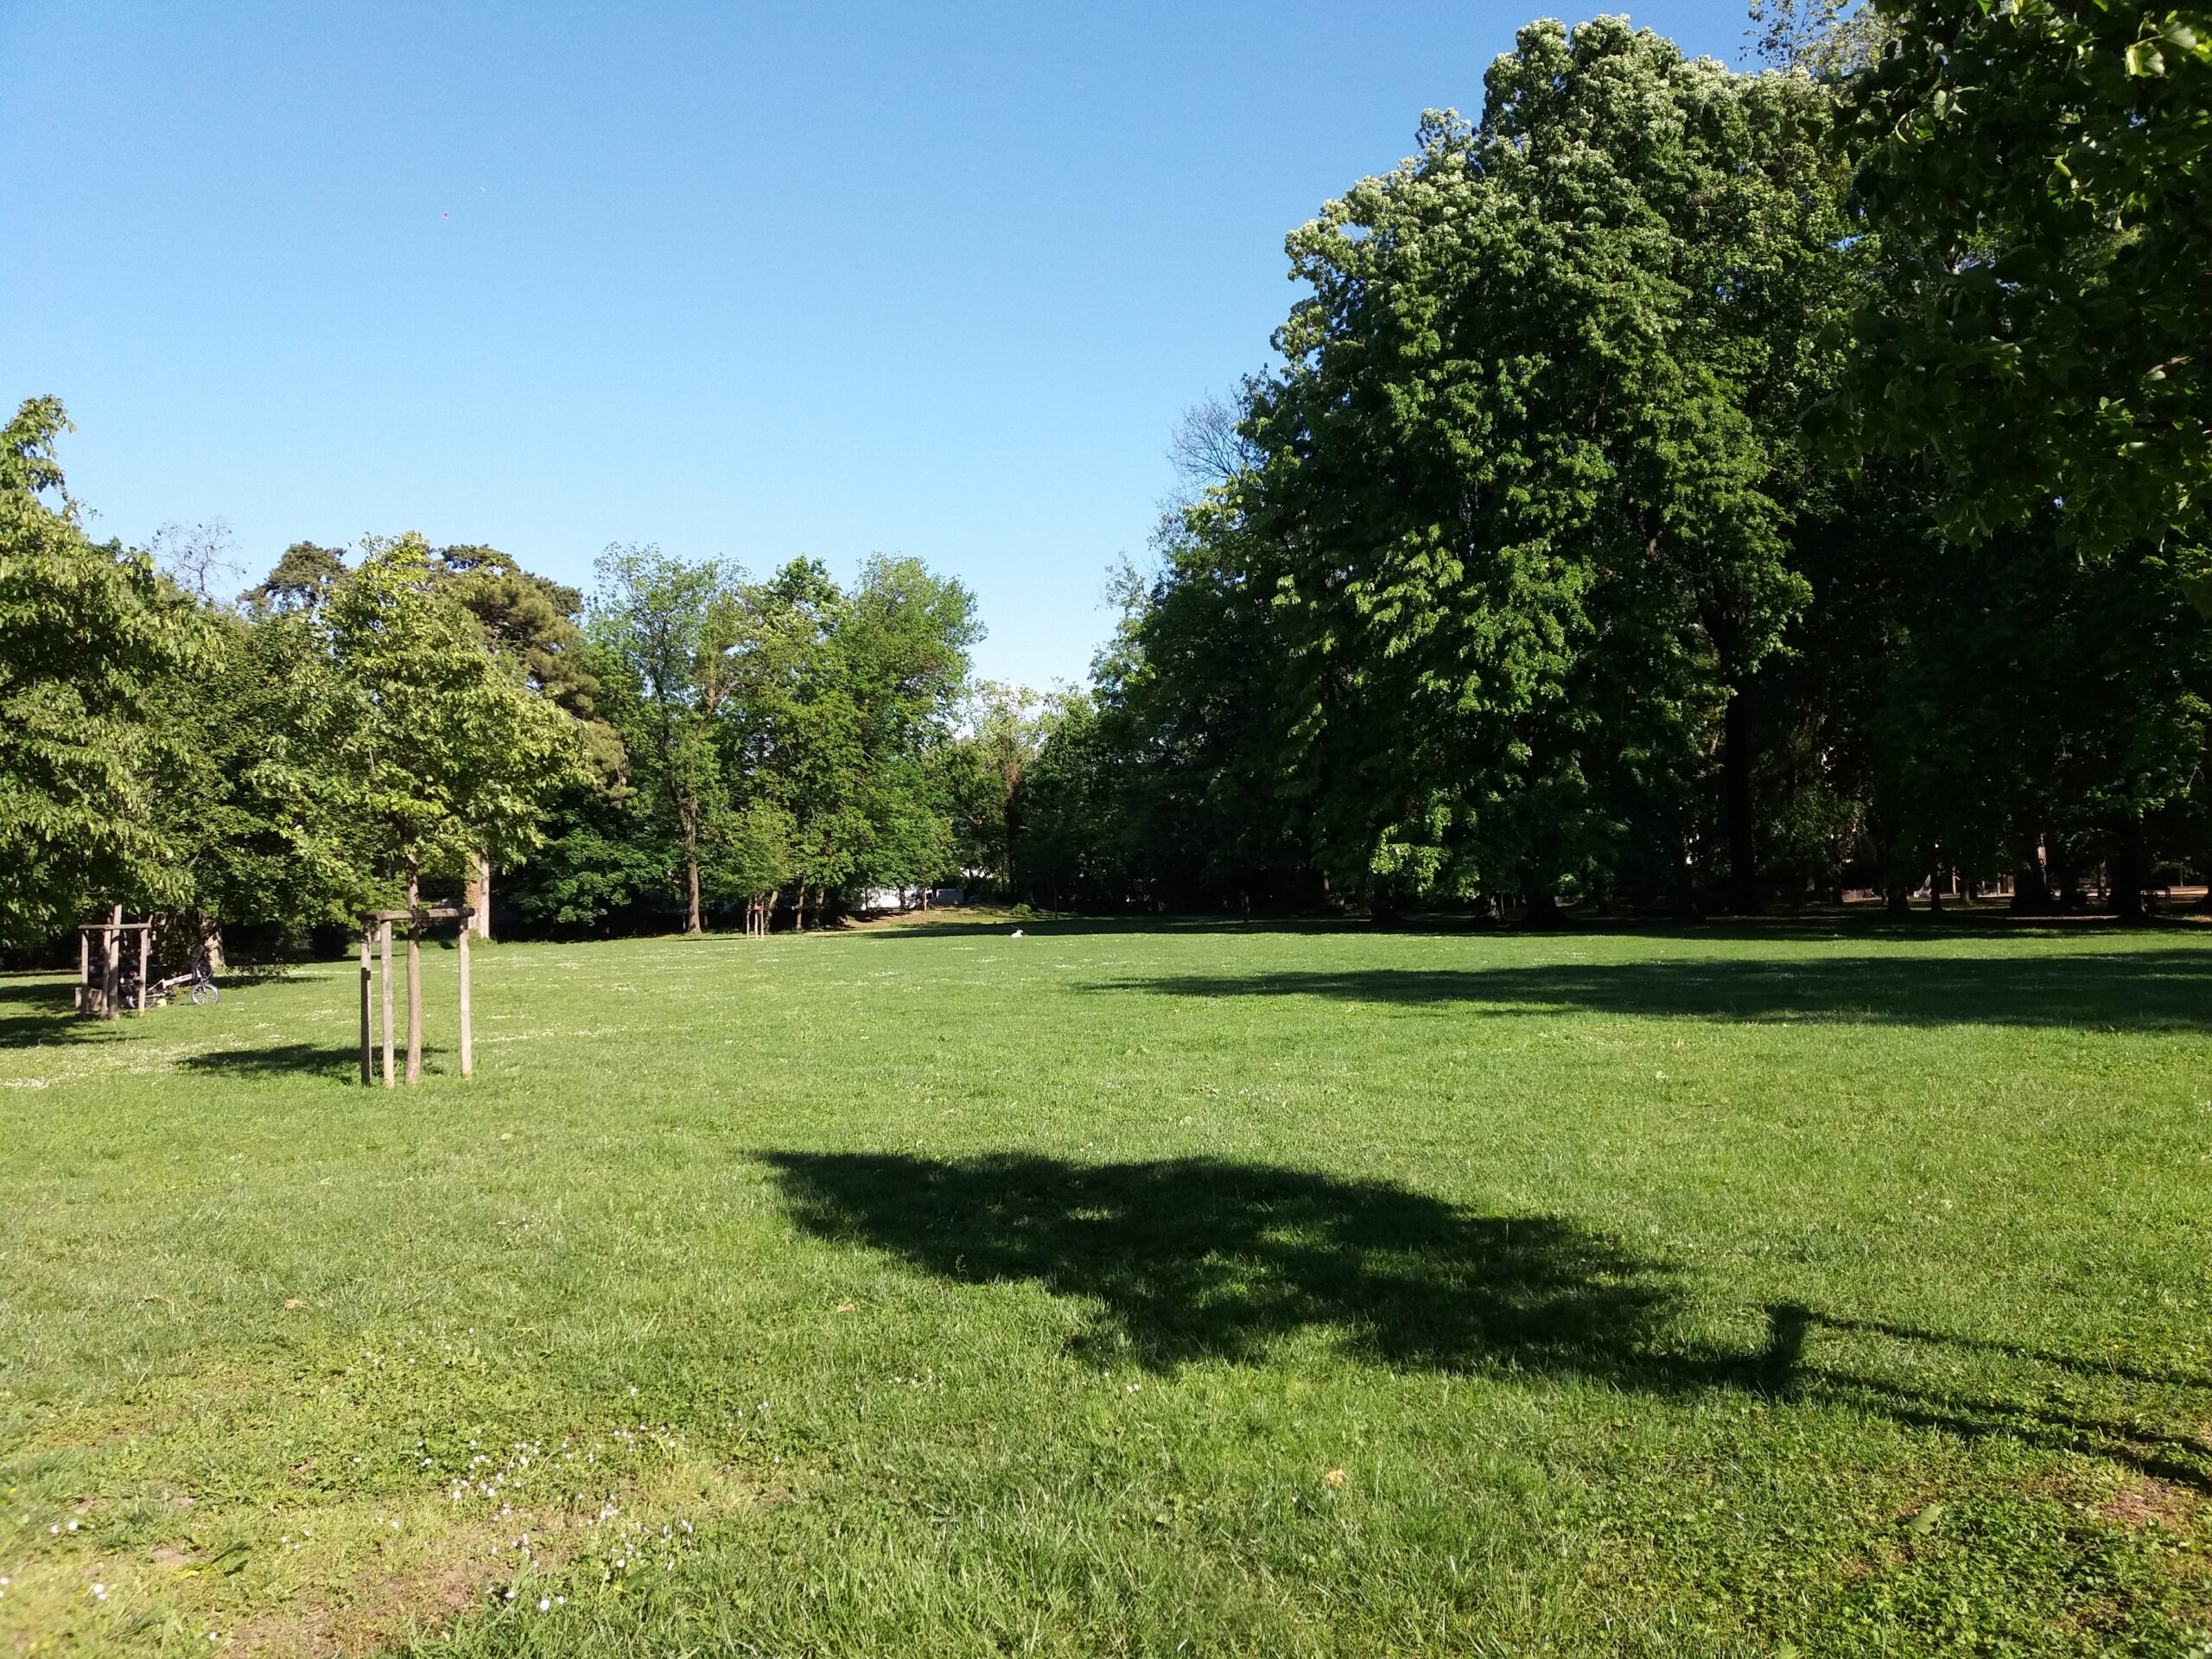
76 906 152 1020
359 903 474 1086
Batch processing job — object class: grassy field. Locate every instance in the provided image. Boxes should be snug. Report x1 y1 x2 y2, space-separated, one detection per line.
2 913 2209 1656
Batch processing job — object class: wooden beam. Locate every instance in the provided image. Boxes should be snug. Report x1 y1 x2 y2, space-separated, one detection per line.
379 920 395 1089
137 929 149 1014
457 918 473 1079
104 906 121 1022
405 867 423 1085
359 929 373 1085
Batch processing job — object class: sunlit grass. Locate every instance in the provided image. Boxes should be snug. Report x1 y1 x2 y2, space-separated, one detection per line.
3 914 2208 1655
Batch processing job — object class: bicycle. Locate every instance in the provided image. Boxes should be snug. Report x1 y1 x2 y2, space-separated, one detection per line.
120 948 219 1008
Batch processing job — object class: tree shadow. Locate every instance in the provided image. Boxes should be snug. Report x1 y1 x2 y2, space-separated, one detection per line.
0 982 118 1049
766 1153 2212 1491
765 1151 1719 1382
1761 1305 2212 1492
1098 949 2212 1030
178 1042 440 1081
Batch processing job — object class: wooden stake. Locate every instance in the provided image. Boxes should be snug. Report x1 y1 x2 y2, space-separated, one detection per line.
405 867 423 1084
380 920 396 1089
457 911 474 1078
105 905 121 1022
137 928 149 1014
77 929 87 1013
359 928 374 1085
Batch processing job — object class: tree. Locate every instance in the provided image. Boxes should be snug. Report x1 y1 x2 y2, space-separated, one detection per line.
146 601 379 960
0 397 203 949
1840 0 2212 556
836 556 981 898
1182 21 1852 912
328 531 584 912
241 542 348 616
950 681 1048 888
1750 0 1895 74
434 542 624 936
589 544 746 933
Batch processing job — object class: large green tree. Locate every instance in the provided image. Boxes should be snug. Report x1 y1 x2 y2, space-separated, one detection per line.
1840 0 2212 555
0 397 203 949
1147 21 1853 912
327 532 584 912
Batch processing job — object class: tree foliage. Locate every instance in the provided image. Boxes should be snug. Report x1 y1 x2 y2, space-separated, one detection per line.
0 397 203 947
1840 0 2212 553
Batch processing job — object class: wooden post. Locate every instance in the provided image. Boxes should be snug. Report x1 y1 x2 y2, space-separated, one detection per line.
380 920 396 1089
104 906 122 1022
457 911 474 1078
405 868 423 1084
77 929 88 1013
359 928 374 1084
137 928 149 1014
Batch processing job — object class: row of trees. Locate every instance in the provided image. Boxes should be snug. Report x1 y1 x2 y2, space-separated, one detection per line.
0 396 989 960
1001 0 2212 918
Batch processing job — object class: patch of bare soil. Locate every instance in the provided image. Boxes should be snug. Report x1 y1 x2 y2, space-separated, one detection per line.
2100 1476 2200 1535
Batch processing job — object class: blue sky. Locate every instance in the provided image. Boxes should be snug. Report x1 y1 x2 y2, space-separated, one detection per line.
2 2 1753 690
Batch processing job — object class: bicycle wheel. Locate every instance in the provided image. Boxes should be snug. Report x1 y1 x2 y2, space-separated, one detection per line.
189 980 219 1006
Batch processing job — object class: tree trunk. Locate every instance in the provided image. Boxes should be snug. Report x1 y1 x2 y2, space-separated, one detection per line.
193 911 226 972
104 904 122 1021
2048 844 2083 910
464 848 493 940
2010 837 2051 913
680 799 702 934
1721 678 1758 913
2112 820 2148 918
1885 880 1910 918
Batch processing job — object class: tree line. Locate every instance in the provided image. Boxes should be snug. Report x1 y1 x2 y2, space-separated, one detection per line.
1004 0 2212 919
8 0 2207 953
0 397 990 960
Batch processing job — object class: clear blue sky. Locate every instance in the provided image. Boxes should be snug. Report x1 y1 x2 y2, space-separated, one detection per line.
2 2 1753 690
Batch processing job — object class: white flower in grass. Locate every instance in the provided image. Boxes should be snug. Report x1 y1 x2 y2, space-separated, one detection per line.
92 1583 106 1600
538 1598 550 1611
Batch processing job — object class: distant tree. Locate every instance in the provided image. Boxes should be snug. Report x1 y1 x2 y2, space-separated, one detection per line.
1165 393 1261 502
589 544 746 933
1749 0 1893 73
149 518 243 607
241 541 349 616
836 555 981 898
148 603 377 957
328 532 584 915
950 682 1048 887
434 542 624 934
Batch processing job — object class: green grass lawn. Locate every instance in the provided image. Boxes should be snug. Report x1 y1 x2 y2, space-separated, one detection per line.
3 914 2209 1656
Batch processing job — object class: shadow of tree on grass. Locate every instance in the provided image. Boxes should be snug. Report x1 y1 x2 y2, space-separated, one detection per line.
766 1152 2212 1491
1097 949 2212 1030
766 1151 1712 1382
178 1043 443 1081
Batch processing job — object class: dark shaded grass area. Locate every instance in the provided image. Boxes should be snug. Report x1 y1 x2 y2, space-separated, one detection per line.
768 1152 2212 1493
1100 947 2212 1029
